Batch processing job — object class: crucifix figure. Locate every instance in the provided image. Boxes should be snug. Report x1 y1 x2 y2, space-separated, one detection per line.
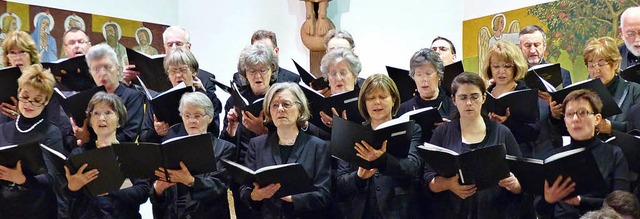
300 0 335 76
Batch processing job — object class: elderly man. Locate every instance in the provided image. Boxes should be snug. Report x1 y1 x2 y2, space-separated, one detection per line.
71 44 144 145
518 25 571 88
620 6 640 69
232 29 301 89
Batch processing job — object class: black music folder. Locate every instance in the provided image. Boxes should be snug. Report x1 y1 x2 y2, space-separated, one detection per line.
506 147 606 196
112 133 216 180
418 143 509 190
330 116 415 169
222 159 315 198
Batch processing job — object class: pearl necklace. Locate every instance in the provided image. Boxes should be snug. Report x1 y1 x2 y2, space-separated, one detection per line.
15 115 44 133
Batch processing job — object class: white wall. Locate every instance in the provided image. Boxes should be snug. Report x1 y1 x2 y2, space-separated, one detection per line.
7 0 178 25
181 0 464 106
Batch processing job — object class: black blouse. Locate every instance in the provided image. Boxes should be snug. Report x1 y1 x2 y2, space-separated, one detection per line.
0 114 65 218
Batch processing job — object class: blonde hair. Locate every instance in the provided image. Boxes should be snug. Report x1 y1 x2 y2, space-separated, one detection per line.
2 30 39 66
583 37 622 73
358 74 401 121
17 64 55 101
481 41 528 83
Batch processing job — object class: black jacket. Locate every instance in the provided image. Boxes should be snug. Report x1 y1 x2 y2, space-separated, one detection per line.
239 131 331 219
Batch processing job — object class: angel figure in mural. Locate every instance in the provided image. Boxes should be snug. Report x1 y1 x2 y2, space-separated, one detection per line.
133 27 158 55
0 12 21 43
301 0 333 36
101 21 128 74
31 12 57 62
59 14 86 59
478 13 520 72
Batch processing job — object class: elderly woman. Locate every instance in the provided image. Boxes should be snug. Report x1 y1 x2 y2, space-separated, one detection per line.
220 42 285 219
71 44 143 145
336 74 422 218
550 37 640 136
139 47 221 143
63 92 149 218
423 72 523 218
481 41 540 157
151 92 235 218
535 89 629 218
317 48 364 127
0 30 76 151
0 64 64 218
239 82 330 218
398 48 456 129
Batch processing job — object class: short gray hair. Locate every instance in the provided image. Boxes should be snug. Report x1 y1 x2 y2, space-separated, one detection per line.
86 44 121 72
323 29 355 50
262 82 310 127
164 47 199 74
320 48 361 80
237 42 279 84
410 48 444 78
179 92 214 118
163 26 191 43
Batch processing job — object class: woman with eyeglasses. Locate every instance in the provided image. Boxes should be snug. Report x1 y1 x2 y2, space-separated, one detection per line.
70 44 144 146
0 30 76 152
0 64 65 218
481 41 540 158
151 92 235 218
220 42 288 219
336 74 422 218
535 89 629 218
63 92 149 218
549 37 640 136
317 48 364 129
423 72 523 218
239 82 330 218
139 47 221 143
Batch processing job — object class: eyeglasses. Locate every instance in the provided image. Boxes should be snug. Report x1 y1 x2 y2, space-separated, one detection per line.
413 71 439 79
91 110 116 118
167 67 191 76
270 101 298 110
587 60 609 69
182 113 207 121
431 46 450 52
328 71 351 78
165 41 186 48
65 40 89 46
625 30 640 38
7 51 28 58
456 93 482 102
564 109 595 119
246 68 270 78
18 96 46 107
490 63 514 69
91 64 115 73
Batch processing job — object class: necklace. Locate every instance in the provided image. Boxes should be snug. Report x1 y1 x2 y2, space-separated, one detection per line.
15 115 44 133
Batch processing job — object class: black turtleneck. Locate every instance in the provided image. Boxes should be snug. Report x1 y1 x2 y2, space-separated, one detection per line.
605 75 621 95
567 136 600 150
16 114 45 131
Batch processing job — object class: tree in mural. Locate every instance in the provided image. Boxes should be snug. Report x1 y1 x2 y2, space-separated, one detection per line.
528 0 637 62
